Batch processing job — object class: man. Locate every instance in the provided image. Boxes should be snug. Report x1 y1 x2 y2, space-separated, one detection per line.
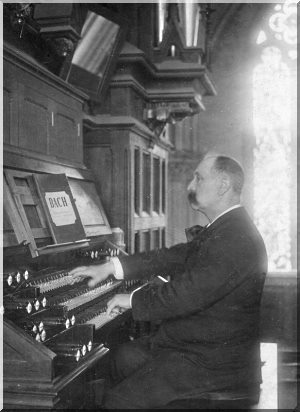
70 155 267 409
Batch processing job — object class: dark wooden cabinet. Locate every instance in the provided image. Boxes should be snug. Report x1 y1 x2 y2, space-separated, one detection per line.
3 319 111 409
4 44 86 166
84 116 168 254
2 40 133 410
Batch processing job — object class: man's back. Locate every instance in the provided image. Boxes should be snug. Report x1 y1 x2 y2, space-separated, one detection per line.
131 207 267 385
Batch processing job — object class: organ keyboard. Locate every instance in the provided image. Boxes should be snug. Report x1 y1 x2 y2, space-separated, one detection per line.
3 242 142 409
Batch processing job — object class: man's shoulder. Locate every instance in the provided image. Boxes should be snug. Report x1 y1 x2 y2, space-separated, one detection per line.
209 207 252 235
208 208 264 248
208 207 267 258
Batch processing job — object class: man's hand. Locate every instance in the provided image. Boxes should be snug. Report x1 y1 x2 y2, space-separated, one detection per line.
69 261 115 288
106 294 131 316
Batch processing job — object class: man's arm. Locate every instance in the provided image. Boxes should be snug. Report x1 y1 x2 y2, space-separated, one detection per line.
129 232 262 321
70 242 188 285
106 274 169 316
118 242 188 280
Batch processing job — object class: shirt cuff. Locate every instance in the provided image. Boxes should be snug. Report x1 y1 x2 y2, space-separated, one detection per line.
129 286 144 307
110 257 124 279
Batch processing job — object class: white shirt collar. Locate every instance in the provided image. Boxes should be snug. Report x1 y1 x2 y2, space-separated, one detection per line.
206 204 242 227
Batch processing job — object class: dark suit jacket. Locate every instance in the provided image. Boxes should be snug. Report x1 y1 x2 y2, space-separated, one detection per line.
119 207 267 386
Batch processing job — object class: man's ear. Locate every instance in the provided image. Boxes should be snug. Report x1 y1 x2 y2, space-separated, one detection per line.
218 173 231 196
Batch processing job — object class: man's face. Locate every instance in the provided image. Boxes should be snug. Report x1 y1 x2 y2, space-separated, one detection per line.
187 157 220 212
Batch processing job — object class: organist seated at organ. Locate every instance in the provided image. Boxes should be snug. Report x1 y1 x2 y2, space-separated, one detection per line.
70 155 267 409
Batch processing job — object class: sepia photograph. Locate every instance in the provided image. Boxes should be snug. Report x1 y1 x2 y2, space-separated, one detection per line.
1 0 297 409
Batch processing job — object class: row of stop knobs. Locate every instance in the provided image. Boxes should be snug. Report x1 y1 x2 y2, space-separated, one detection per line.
23 314 76 341
4 270 29 286
48 341 94 362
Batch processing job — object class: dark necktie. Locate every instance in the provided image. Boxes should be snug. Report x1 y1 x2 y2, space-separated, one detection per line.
185 224 207 242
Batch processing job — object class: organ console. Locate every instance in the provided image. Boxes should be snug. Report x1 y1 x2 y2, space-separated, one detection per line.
2 168 142 409
2 28 152 409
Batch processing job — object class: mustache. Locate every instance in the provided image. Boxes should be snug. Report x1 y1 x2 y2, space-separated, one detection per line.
187 191 197 203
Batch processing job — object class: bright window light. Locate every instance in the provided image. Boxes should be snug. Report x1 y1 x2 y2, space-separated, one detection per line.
253 46 292 271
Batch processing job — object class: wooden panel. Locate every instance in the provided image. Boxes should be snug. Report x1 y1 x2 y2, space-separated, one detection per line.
3 60 19 146
278 346 298 409
19 85 50 154
50 105 80 161
142 152 151 213
260 274 297 346
4 149 90 178
3 320 110 409
3 87 12 144
3 319 55 381
5 169 52 251
152 228 160 249
153 157 160 213
3 208 19 247
4 55 84 165
134 148 141 215
84 146 114 224
134 231 140 253
3 176 29 248
161 227 166 247
162 159 166 214
140 230 151 252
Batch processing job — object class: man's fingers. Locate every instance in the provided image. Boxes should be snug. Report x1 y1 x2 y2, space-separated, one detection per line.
69 266 87 276
106 295 129 316
87 277 100 288
110 307 121 316
106 297 117 316
68 267 88 285
107 305 126 316
69 275 84 285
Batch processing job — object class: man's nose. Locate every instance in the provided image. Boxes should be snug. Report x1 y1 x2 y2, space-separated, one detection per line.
187 178 194 192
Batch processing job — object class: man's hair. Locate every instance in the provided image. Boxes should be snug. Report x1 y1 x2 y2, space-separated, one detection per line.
212 155 244 194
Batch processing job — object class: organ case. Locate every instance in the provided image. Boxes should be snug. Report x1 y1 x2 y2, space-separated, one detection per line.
2 43 139 409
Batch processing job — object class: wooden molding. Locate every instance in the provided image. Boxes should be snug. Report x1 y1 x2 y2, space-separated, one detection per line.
4 145 91 180
4 43 89 102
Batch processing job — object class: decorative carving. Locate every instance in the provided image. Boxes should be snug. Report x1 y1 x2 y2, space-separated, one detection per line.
33 4 82 59
144 105 172 138
49 37 75 57
5 3 35 38
143 101 201 138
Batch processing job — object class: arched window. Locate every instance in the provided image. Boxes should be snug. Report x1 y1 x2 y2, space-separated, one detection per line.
253 1 296 272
